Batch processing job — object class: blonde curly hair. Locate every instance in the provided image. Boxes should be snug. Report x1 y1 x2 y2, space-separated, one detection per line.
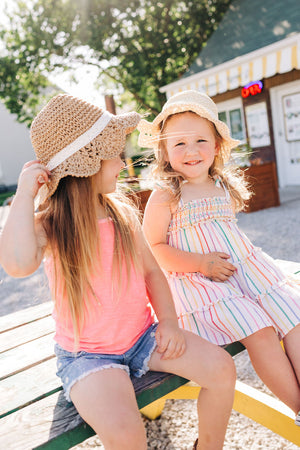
151 112 252 212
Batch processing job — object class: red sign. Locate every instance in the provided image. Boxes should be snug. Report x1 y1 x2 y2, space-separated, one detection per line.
241 81 263 98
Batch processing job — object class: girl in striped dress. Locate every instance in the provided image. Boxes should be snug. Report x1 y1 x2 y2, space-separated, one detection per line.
139 90 300 424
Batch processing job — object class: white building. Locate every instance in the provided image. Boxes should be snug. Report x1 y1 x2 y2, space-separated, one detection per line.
0 101 35 188
161 0 300 191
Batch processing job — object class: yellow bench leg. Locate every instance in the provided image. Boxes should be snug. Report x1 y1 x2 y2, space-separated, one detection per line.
233 380 300 446
142 381 300 446
140 398 166 419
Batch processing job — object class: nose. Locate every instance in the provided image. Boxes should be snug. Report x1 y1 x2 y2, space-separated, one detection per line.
185 143 198 156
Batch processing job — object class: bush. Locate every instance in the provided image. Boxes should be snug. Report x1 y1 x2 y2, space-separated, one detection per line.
0 191 15 206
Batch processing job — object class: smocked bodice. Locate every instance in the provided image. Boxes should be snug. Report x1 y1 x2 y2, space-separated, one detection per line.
168 195 236 234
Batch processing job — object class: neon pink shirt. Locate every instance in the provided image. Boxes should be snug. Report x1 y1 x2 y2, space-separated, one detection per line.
44 218 154 353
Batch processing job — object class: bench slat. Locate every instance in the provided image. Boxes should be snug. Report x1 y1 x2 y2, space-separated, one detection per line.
0 334 55 380
223 341 245 356
0 358 59 418
275 259 300 275
0 391 87 450
0 315 55 354
0 301 52 333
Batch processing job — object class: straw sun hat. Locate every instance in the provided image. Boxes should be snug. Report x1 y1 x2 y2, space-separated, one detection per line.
137 90 239 162
30 94 140 207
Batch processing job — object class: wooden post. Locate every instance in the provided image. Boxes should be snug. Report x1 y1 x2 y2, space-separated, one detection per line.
104 95 116 114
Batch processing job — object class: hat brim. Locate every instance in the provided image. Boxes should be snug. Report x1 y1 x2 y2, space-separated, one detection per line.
35 111 140 209
138 103 239 162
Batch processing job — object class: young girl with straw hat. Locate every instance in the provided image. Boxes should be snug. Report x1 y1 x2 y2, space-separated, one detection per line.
140 89 300 426
0 94 236 450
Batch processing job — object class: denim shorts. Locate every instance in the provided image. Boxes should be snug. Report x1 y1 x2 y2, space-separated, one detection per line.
55 322 158 402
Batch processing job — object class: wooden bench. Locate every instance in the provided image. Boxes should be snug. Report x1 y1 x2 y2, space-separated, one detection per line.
1 260 300 449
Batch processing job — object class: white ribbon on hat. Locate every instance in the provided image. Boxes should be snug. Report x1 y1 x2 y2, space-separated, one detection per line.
47 111 113 171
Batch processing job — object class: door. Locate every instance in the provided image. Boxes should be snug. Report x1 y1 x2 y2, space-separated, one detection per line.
270 80 300 186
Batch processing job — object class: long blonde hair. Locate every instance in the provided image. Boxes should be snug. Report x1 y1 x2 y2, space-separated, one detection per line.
152 112 252 211
41 175 141 347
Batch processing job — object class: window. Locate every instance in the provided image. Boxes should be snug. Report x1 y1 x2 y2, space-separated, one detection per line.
217 98 246 142
218 111 228 126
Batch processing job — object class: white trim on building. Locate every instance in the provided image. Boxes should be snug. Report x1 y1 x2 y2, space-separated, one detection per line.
160 33 300 98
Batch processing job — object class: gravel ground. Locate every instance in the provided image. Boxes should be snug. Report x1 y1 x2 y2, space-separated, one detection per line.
1 186 300 449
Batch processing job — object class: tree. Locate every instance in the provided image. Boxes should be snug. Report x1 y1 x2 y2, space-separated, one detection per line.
0 0 232 125
0 55 54 125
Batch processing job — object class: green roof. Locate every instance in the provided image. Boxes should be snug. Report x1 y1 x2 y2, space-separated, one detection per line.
184 0 300 77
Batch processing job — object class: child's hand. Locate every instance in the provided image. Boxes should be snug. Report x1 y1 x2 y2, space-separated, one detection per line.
200 252 236 282
155 319 186 360
17 161 51 199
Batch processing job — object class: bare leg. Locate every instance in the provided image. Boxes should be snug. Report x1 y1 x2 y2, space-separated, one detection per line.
70 368 147 450
241 327 300 414
283 323 300 386
149 331 236 450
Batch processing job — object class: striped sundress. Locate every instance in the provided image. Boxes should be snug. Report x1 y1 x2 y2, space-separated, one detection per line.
166 188 300 345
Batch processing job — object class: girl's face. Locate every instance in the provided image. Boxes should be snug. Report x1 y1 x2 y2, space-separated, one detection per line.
94 156 125 194
163 112 218 183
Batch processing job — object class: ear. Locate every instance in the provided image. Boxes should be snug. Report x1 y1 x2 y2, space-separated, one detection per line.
214 142 220 155
160 147 169 162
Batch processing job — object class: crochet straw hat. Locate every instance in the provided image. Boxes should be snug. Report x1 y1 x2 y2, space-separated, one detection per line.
30 94 140 207
137 90 239 162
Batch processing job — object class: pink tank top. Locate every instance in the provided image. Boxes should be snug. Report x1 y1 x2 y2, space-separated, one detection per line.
44 218 154 353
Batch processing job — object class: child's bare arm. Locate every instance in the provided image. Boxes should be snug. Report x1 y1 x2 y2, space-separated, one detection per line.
143 189 236 281
0 161 50 277
135 227 186 360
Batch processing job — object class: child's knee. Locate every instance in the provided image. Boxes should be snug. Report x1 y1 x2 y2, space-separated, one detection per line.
212 350 236 388
242 326 277 350
96 411 146 449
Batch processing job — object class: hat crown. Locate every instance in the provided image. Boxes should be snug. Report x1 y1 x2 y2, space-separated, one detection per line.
162 90 218 121
137 89 240 162
30 94 104 163
31 93 141 208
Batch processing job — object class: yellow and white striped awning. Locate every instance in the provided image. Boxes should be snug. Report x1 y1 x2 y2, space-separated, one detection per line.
160 33 300 99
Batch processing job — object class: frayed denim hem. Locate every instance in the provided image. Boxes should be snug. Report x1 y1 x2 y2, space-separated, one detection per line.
134 340 158 378
65 363 130 402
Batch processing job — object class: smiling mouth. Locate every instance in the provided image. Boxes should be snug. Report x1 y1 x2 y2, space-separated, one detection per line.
184 160 202 165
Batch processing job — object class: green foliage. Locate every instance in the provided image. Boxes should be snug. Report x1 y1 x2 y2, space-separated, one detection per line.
0 191 15 206
0 0 232 123
0 54 57 125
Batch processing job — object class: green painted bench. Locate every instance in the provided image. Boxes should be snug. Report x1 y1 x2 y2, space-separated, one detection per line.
0 300 245 449
0 259 299 449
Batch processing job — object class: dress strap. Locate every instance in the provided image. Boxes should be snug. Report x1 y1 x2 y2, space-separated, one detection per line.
178 197 185 207
222 184 231 201
214 177 231 201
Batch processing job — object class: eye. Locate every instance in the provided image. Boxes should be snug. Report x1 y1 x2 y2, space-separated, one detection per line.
175 142 185 147
197 139 205 143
